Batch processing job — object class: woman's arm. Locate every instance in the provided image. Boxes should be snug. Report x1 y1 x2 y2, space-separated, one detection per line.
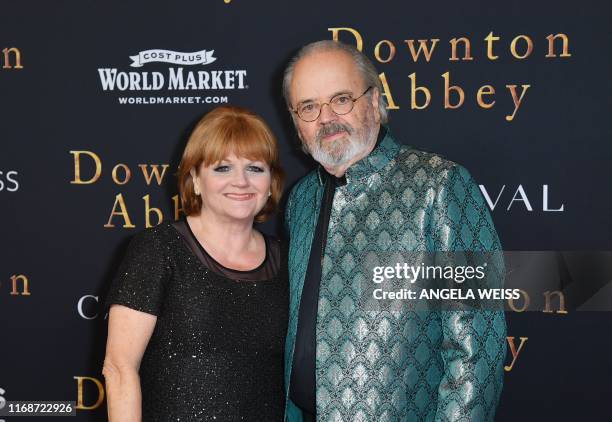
103 304 157 422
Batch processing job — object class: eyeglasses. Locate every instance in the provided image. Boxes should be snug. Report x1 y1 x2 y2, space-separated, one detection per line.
291 86 372 122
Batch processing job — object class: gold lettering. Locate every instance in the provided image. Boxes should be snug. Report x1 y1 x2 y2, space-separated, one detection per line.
328 27 363 51
139 164 170 186
104 193 135 228
374 40 396 63
543 290 568 314
485 31 501 60
143 194 163 228
378 72 399 110
442 72 464 109
2 47 23 69
70 151 102 184
10 274 31 296
477 85 496 109
404 39 439 63
449 37 473 61
504 337 528 372
510 35 534 59
507 289 530 312
409 73 431 110
546 33 572 58
172 194 184 221
111 164 131 185
74 376 105 410
505 84 530 122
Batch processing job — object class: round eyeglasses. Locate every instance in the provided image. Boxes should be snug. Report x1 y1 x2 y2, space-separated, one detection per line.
292 86 372 122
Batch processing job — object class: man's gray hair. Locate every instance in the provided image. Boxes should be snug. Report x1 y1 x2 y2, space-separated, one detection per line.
282 40 389 124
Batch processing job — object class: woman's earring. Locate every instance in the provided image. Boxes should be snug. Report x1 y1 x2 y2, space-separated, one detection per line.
268 191 272 197
194 184 201 196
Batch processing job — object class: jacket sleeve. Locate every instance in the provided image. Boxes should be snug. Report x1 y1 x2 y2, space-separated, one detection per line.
431 164 507 422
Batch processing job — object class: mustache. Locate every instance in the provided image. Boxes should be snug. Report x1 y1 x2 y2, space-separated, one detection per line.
315 122 353 142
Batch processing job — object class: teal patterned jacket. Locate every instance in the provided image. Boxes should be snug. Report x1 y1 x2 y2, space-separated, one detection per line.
284 128 506 422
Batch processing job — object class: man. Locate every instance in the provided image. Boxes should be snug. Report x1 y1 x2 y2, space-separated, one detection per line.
282 40 506 422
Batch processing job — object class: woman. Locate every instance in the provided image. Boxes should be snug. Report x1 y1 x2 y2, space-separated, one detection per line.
103 106 287 421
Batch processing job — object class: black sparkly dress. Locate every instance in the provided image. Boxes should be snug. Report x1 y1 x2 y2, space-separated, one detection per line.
105 220 288 421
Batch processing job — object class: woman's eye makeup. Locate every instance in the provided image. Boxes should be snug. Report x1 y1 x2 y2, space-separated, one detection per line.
212 163 267 173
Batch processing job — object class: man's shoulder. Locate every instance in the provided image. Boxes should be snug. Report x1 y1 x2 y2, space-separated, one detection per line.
396 144 457 171
390 141 478 187
284 169 319 224
288 169 319 200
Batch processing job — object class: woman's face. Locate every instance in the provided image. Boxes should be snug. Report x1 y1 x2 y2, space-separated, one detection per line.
192 154 271 223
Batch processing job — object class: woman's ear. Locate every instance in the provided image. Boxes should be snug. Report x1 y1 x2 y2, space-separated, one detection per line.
190 167 200 196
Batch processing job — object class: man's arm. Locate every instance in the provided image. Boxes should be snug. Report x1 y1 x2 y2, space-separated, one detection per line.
432 164 507 422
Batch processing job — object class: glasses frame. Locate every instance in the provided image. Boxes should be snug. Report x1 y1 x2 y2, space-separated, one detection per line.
291 86 373 122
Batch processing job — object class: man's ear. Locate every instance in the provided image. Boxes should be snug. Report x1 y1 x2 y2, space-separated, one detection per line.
296 126 304 143
293 126 310 155
371 87 381 124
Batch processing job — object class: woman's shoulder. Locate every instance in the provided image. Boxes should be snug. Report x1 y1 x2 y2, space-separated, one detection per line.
127 221 182 251
107 222 178 316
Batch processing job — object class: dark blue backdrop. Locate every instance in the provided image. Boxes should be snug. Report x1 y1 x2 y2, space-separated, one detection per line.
1 0 610 420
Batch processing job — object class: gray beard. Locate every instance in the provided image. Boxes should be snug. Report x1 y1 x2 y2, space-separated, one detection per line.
307 119 377 167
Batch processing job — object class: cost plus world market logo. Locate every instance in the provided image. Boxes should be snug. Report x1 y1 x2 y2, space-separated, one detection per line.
97 48 247 105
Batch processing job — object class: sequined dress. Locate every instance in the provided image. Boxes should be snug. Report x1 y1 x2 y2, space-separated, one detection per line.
105 220 288 421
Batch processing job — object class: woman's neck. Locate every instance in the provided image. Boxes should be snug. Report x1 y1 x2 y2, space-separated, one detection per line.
187 211 259 259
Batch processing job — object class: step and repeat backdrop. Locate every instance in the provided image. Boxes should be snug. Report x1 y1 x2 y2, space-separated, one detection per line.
1 0 611 420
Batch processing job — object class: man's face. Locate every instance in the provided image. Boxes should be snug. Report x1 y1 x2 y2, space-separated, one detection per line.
289 50 381 167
